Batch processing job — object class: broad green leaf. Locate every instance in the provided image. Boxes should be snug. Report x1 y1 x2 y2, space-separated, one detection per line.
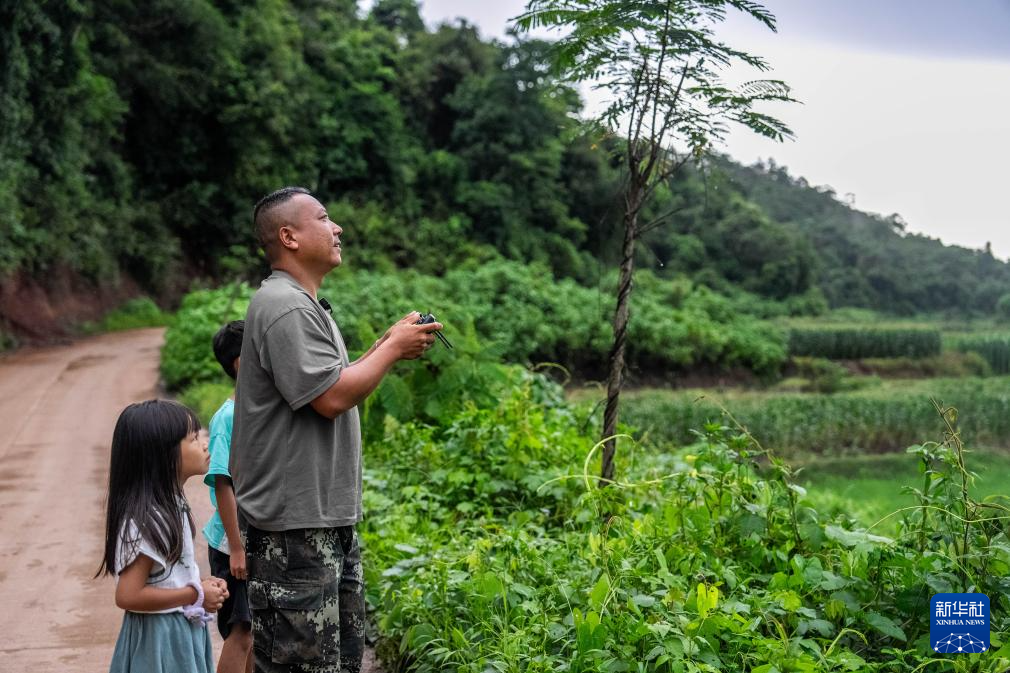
589 573 611 611
864 611 906 641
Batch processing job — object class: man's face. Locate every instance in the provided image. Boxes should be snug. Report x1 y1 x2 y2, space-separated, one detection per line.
284 193 343 271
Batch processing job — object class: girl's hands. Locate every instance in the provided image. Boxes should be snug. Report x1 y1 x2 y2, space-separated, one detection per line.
202 577 229 613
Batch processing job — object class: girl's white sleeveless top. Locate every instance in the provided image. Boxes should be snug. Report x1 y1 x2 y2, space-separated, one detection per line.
114 507 202 614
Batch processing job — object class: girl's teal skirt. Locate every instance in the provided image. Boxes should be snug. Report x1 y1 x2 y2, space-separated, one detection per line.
109 611 214 673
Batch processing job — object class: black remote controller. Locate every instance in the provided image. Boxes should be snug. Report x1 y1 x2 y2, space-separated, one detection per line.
416 312 453 349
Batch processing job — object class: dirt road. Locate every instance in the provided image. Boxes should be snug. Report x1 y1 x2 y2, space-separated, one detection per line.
0 328 187 671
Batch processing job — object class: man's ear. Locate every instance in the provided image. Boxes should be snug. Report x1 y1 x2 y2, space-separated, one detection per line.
278 225 299 252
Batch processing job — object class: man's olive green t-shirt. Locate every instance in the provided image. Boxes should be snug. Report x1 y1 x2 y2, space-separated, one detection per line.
231 269 362 531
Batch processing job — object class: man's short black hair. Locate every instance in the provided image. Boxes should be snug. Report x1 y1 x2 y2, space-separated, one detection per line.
253 186 313 259
212 320 245 380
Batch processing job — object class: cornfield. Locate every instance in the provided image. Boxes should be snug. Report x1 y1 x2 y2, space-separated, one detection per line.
619 377 1010 455
788 327 941 359
952 335 1010 374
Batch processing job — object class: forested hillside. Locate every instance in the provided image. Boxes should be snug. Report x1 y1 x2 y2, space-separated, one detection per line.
718 158 1010 313
2 0 1007 336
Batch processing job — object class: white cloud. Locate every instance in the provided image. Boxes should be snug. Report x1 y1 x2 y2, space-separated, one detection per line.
719 41 1010 257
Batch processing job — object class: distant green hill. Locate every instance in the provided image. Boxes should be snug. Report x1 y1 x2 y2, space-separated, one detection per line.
625 154 1009 315
716 158 1009 314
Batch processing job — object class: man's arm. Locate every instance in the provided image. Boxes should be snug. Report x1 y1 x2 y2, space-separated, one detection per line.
309 341 401 418
310 315 441 419
214 476 247 580
350 311 420 365
351 334 388 366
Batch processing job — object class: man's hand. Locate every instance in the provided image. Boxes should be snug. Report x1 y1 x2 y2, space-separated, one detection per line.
357 311 427 363
385 311 442 360
230 546 248 581
310 311 443 418
383 311 421 341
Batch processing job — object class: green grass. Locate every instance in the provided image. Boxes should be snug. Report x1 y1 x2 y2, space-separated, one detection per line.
0 328 17 352
81 297 169 334
572 375 1010 537
796 449 1010 535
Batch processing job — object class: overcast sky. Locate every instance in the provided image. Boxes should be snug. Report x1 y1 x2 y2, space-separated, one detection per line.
369 1 1010 258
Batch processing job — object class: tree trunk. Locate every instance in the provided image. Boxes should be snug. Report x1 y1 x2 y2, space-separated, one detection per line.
600 190 640 484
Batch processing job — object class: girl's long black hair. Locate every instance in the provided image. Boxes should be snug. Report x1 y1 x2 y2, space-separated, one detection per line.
96 399 200 577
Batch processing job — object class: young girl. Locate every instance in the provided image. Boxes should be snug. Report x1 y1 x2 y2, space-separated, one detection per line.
97 399 229 673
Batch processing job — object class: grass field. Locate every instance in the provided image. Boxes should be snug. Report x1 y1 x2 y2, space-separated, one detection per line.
570 376 1010 536
795 449 1010 535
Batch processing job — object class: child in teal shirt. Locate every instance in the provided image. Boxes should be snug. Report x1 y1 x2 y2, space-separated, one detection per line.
204 320 253 673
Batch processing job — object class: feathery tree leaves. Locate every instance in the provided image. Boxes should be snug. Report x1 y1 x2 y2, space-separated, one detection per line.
516 0 795 481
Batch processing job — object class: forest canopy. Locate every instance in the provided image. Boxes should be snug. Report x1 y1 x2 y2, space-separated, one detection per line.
2 0 1007 316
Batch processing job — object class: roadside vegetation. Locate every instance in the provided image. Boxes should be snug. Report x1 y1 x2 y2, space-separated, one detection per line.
161 277 1010 671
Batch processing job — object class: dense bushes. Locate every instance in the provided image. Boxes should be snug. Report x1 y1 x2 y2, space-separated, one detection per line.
788 327 941 359
161 277 1010 669
179 381 235 427
789 357 868 393
160 284 252 389
358 364 1010 671
160 262 789 391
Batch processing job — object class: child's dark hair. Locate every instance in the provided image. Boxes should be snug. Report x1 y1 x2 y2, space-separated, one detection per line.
213 320 244 380
96 400 201 578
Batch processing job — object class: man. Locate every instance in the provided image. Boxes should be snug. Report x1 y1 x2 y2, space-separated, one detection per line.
231 186 441 673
